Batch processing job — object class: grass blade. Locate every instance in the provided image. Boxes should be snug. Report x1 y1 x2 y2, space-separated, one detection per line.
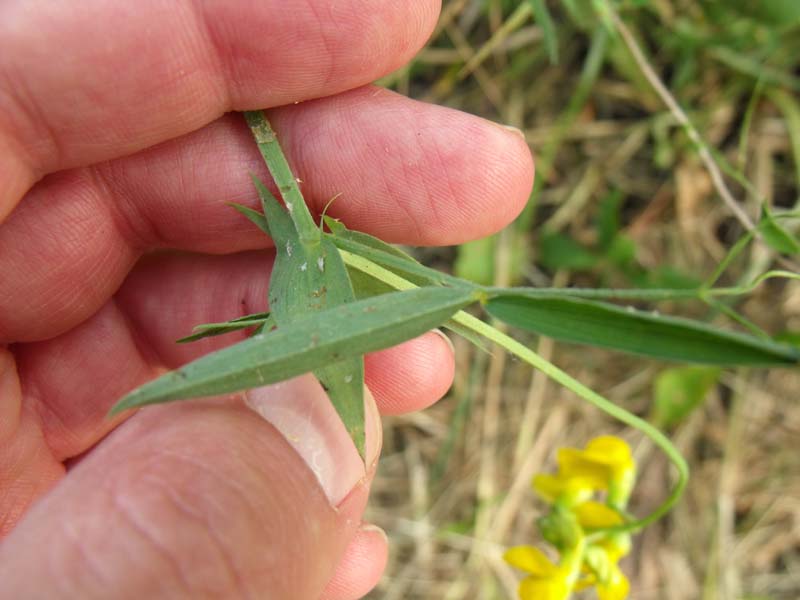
528 0 559 64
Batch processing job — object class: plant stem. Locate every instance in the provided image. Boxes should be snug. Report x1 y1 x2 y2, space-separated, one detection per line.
244 111 320 247
608 8 756 233
340 250 689 534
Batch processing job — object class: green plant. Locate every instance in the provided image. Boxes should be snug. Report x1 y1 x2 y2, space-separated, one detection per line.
111 111 798 554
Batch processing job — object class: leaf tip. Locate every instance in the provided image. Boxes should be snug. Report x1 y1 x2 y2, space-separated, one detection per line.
108 397 135 417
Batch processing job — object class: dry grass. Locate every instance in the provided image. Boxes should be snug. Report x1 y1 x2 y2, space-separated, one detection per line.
367 1 800 598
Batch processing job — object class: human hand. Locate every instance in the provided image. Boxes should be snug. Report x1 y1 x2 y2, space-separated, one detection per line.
0 1 533 598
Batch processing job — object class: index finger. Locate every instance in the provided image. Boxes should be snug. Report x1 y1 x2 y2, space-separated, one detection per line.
0 0 441 219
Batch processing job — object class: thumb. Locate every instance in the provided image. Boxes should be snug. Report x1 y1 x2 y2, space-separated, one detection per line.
0 375 382 599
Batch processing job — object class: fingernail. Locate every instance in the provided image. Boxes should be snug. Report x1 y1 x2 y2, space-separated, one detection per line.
359 523 388 544
244 375 381 506
430 328 455 356
496 123 526 140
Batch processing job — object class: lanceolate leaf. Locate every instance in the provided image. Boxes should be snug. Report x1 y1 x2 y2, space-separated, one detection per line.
758 205 800 255
485 294 800 366
330 231 469 288
253 176 368 457
111 287 477 413
176 312 273 344
229 202 270 235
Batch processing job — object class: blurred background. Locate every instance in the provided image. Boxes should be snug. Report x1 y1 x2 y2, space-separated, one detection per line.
366 1 800 599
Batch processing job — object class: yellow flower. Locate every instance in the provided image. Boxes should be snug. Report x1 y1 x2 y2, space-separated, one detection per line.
504 546 573 600
596 564 630 600
574 501 631 562
556 436 636 506
532 473 595 507
583 546 630 600
573 500 624 530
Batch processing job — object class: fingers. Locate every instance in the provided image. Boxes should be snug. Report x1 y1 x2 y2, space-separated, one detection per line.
0 88 533 342
0 0 441 217
320 524 389 600
0 380 380 599
17 251 456 465
0 349 64 536
366 330 455 415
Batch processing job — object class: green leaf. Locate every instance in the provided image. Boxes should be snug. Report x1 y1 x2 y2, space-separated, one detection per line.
652 366 721 428
325 215 446 289
324 216 418 263
329 229 470 289
528 0 559 64
605 234 637 268
758 205 800 255
177 312 273 343
538 232 599 271
729 0 800 25
767 88 800 191
597 189 623 250
111 287 477 413
229 202 270 235
484 294 800 366
454 237 496 285
346 259 490 352
253 176 367 456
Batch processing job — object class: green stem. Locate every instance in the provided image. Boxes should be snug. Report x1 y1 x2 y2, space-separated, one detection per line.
340 250 689 535
334 232 797 303
244 111 320 247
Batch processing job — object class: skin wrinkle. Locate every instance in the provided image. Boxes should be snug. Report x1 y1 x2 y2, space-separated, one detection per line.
110 407 323 595
419 129 451 235
0 54 60 178
108 484 196 598
1 94 533 343
57 515 114 596
0 351 22 442
139 452 252 599
20 300 152 461
184 0 233 114
0 0 440 184
0 170 138 342
89 162 159 252
397 154 428 243
116 251 275 367
18 351 81 463
303 0 337 92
